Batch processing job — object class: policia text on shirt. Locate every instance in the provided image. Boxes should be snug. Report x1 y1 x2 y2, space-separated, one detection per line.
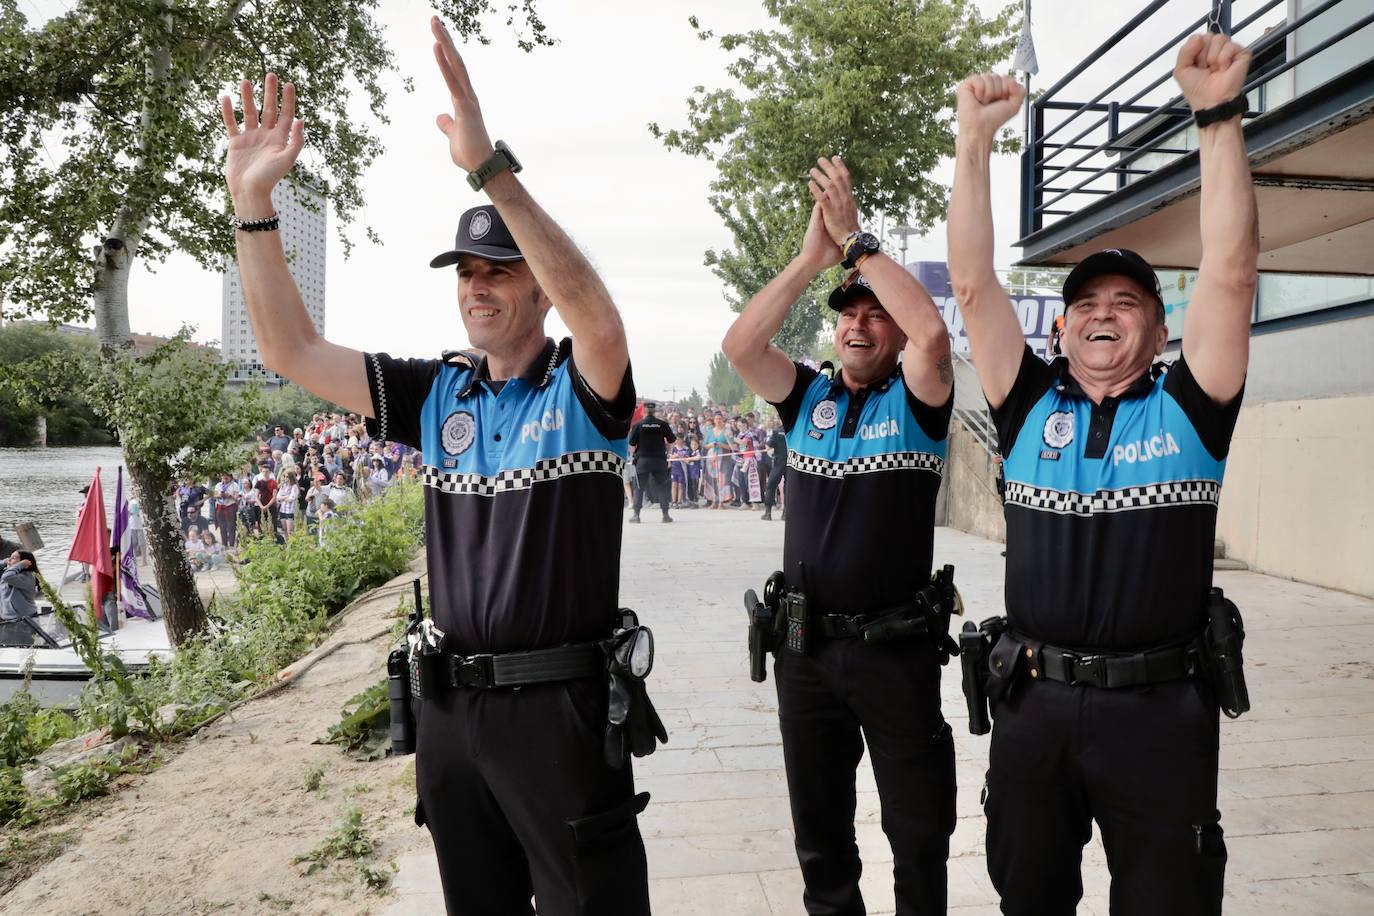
220 17 664 915
723 157 962 915
948 34 1259 916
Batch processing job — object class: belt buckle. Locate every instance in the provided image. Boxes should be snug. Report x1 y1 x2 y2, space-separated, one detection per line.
453 653 495 689
1068 653 1107 687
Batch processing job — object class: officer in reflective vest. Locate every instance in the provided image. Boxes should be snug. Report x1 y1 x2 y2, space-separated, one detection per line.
222 18 652 914
948 32 1259 916
723 156 958 914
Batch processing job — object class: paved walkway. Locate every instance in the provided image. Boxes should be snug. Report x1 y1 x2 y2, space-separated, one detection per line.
387 510 1374 915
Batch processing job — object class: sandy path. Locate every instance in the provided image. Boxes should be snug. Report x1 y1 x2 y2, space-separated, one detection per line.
2 557 434 916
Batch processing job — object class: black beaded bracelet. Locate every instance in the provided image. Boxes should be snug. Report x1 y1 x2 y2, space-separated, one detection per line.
1193 93 1248 128
230 212 280 232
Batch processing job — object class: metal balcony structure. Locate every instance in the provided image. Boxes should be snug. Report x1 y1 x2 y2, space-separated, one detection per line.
1017 0 1374 277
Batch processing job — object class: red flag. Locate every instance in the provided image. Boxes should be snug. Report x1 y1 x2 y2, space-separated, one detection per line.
69 467 115 612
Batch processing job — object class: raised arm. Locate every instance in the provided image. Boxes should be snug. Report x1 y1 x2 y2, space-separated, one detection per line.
947 74 1029 409
721 203 838 403
1175 33 1257 403
430 17 627 401
809 156 952 406
221 75 373 416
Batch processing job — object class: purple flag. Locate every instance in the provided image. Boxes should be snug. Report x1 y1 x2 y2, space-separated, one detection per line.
114 468 152 620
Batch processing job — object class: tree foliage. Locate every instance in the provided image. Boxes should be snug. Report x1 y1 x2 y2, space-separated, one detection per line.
651 0 1019 353
260 381 345 435
706 351 749 409
0 324 115 446
0 0 551 324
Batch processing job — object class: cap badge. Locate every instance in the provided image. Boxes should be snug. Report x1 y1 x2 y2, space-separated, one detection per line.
1043 411 1075 449
469 210 492 241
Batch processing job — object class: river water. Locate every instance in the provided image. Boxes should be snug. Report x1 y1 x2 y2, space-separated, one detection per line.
0 445 131 571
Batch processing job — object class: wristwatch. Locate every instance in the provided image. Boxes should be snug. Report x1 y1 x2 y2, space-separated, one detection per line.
841 231 881 269
467 140 523 191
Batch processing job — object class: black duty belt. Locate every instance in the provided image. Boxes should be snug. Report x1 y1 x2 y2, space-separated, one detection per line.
1025 634 1205 689
443 641 605 690
815 604 918 639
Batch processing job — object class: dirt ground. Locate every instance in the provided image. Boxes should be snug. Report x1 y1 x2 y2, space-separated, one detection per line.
1 556 435 916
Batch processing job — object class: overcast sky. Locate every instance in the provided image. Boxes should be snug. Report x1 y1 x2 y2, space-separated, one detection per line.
26 0 1188 399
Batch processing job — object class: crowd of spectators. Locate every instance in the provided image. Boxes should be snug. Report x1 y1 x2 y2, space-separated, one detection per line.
630 401 787 516
175 412 419 569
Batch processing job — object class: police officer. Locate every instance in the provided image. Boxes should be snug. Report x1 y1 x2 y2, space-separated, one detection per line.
629 401 675 523
723 156 957 914
948 32 1258 915
222 17 650 914
760 414 787 521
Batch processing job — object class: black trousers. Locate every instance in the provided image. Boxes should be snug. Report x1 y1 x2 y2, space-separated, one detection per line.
633 460 671 515
415 679 651 916
763 461 786 508
775 637 956 915
985 677 1225 916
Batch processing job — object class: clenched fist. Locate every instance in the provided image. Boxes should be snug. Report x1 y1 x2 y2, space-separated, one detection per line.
957 73 1026 143
1174 32 1252 114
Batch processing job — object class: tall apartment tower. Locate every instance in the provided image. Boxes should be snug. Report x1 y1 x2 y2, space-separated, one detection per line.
221 181 326 381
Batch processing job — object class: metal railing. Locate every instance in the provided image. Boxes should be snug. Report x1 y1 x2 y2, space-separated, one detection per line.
951 349 998 459
1021 0 1374 237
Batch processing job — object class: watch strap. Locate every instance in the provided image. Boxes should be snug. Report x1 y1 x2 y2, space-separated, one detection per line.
1193 93 1248 128
467 140 523 191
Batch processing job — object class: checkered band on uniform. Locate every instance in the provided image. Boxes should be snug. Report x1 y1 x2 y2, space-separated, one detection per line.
421 450 626 497
368 353 388 441
1005 479 1221 517
789 450 946 479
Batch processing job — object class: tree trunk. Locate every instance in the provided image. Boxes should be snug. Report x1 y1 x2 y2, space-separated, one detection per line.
127 460 207 645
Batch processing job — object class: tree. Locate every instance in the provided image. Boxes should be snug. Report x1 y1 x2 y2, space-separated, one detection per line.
2 331 266 644
260 382 345 434
679 388 704 414
0 325 115 446
706 351 749 410
0 0 549 641
651 0 1018 351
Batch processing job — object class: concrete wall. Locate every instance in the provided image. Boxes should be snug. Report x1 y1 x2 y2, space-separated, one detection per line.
938 420 1006 544
1168 311 1374 404
1217 393 1374 597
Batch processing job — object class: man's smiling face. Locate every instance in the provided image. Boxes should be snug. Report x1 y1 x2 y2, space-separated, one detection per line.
455 254 550 355
1062 274 1167 380
833 296 905 386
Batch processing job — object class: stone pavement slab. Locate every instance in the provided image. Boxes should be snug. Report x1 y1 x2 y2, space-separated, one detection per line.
385 510 1374 914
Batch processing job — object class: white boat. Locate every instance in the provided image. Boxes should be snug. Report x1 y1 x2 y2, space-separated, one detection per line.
0 590 172 707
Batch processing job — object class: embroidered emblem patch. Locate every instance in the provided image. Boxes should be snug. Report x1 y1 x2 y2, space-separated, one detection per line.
469 210 492 241
1043 411 1075 449
811 400 838 431
441 410 476 455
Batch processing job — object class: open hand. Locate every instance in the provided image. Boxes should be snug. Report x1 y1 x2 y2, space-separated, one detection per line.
220 73 305 209
957 73 1026 142
807 156 861 248
431 16 495 172
1174 33 1251 113
799 202 842 271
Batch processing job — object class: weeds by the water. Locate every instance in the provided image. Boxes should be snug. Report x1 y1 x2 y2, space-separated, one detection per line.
0 482 425 830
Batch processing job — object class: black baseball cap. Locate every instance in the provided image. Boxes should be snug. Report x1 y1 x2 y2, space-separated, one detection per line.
1062 248 1163 308
643 401 658 411
827 269 882 311
430 205 523 268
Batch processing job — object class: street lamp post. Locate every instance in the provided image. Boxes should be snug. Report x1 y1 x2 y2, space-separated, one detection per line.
889 226 921 266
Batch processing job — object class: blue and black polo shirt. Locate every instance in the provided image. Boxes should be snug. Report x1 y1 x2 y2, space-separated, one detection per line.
363 337 635 655
992 345 1243 651
771 363 952 616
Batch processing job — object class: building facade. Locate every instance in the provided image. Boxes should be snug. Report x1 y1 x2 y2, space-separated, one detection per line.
222 182 326 383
